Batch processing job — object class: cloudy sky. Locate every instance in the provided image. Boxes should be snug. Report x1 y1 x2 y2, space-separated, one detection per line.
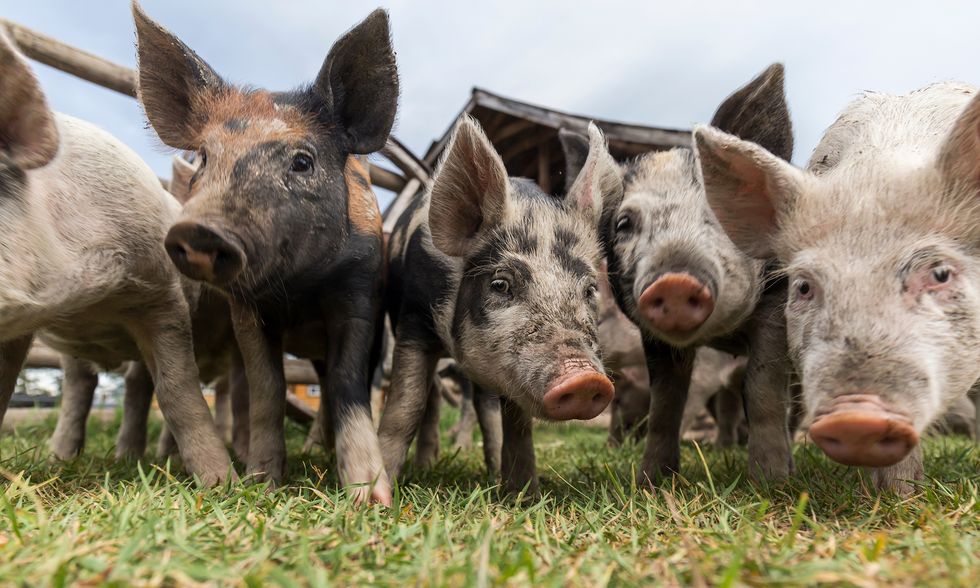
5 1 978 208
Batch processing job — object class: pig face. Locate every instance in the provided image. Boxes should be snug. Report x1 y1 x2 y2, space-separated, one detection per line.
561 64 793 348
133 4 397 297
696 84 980 468
429 117 620 420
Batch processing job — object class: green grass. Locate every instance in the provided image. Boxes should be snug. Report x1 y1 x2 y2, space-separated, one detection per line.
1 410 978 587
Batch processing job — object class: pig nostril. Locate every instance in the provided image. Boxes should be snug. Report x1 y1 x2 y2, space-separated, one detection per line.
653 297 664 307
592 393 603 403
560 393 572 405
687 297 700 307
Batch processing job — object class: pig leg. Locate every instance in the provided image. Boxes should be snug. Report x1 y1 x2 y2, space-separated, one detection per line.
639 339 695 483
0 334 34 426
473 385 502 476
213 376 232 444
378 335 441 479
130 307 233 485
714 377 744 448
608 400 626 447
230 305 286 484
321 305 390 506
500 396 537 495
414 379 442 468
743 297 794 480
116 361 154 459
451 378 477 449
229 349 250 461
156 422 179 458
871 444 924 495
49 355 99 460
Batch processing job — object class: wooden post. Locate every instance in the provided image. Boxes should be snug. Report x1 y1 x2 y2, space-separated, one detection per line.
0 19 137 97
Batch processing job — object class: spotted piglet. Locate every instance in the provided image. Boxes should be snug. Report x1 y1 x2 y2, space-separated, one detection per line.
561 64 796 485
379 116 619 494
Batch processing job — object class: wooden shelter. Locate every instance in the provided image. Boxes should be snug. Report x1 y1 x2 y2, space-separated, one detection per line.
382 88 691 230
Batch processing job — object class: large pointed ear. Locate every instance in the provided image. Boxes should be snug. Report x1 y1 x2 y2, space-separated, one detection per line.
566 123 622 228
132 1 224 150
937 94 980 206
711 63 794 162
312 9 399 155
558 127 590 193
0 30 59 169
169 154 199 204
428 115 509 257
694 124 805 258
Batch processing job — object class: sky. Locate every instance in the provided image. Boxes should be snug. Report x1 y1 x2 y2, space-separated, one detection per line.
4 0 979 209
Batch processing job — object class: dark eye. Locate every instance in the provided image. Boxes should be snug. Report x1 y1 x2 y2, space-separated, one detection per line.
932 265 951 284
290 152 314 174
796 279 813 300
586 283 598 300
490 278 510 295
198 149 208 168
615 213 632 232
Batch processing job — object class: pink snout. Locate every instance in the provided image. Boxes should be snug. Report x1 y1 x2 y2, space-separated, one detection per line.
638 273 714 335
542 363 614 421
808 395 919 467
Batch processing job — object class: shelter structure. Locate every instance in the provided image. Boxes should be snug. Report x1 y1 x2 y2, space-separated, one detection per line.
382 88 691 231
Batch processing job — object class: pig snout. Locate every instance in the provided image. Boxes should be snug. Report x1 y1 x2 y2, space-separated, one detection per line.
638 273 714 335
165 221 246 286
808 394 919 467
542 359 614 420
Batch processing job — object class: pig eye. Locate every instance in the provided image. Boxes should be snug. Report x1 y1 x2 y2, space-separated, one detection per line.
615 213 633 233
931 265 952 284
198 149 208 168
290 152 315 174
795 279 813 300
586 283 598 300
490 278 511 296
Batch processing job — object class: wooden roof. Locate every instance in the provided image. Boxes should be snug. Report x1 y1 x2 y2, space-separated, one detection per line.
383 88 690 230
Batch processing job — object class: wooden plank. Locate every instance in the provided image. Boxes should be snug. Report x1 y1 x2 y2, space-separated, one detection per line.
1 19 137 97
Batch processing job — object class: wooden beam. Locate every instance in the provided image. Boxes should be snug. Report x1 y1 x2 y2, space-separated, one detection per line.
500 128 554 162
537 141 552 194
0 19 137 97
366 164 406 193
382 177 423 233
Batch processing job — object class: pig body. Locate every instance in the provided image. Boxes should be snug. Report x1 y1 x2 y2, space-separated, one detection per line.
696 82 980 491
132 4 397 504
0 33 231 484
378 117 619 494
562 64 796 483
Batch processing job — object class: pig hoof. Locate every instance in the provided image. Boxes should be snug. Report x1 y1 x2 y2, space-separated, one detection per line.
114 443 146 461
49 437 83 461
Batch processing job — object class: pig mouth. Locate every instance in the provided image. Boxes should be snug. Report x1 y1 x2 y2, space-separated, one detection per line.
540 359 614 421
808 394 919 468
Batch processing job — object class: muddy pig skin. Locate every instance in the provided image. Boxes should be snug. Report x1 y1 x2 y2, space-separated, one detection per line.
378 116 620 494
696 82 980 492
0 31 232 484
132 2 396 504
562 64 796 484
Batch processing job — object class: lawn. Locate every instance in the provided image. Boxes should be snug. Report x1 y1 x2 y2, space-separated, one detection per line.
0 409 977 587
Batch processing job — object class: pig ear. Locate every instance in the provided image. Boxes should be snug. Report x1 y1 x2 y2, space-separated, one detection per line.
429 115 509 257
0 31 59 169
169 154 199 204
710 63 794 162
313 9 399 155
937 94 980 204
558 128 591 193
694 124 804 259
133 1 224 150
566 123 622 228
